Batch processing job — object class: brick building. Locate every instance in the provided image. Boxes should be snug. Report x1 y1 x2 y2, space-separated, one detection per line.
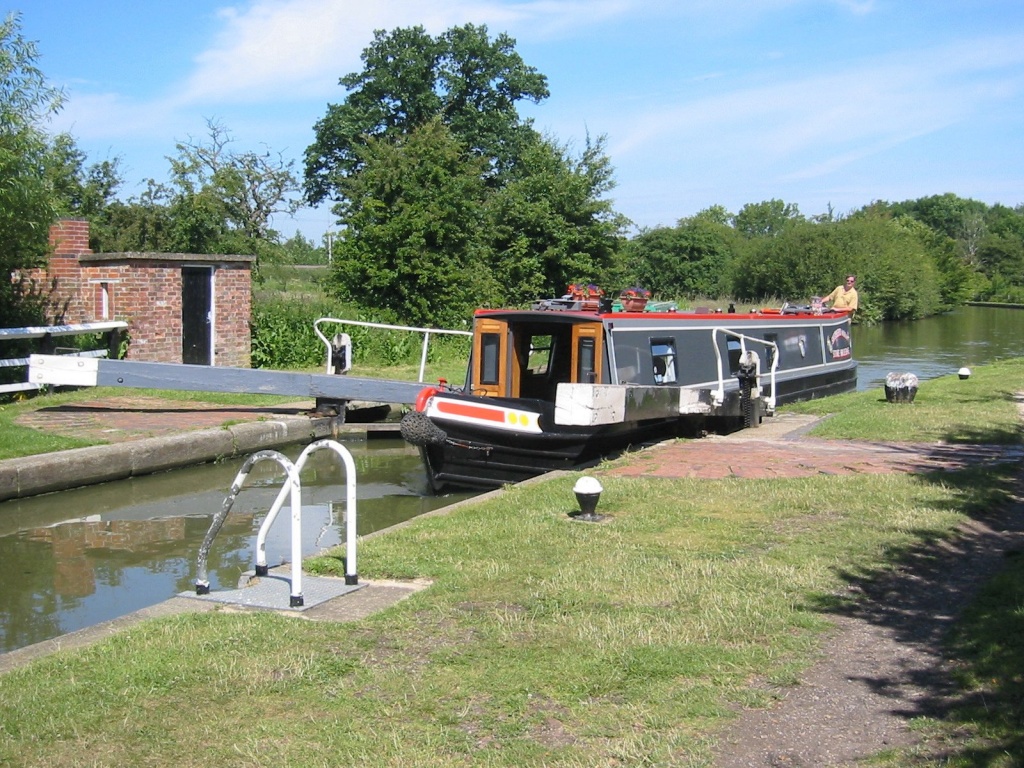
25 219 253 367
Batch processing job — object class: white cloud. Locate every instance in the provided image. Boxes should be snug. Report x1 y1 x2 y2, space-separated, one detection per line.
176 0 635 105
605 32 1024 183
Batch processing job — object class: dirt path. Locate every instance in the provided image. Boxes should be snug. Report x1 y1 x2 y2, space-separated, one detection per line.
711 508 1024 766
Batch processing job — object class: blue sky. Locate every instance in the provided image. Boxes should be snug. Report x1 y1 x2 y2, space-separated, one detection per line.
13 0 1024 241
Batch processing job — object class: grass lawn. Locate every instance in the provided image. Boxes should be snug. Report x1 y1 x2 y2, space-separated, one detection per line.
1 362 1023 766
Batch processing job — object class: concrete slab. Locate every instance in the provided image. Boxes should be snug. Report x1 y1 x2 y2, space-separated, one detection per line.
179 572 365 612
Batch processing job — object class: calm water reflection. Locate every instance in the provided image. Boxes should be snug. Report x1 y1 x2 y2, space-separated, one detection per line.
0 438 474 653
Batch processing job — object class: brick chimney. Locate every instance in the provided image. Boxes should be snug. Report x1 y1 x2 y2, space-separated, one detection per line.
49 218 92 256
47 218 91 280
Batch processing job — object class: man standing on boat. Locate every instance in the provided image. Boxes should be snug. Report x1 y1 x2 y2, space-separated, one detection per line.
822 275 858 313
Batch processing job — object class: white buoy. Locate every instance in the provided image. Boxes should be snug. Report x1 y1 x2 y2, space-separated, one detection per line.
958 367 971 380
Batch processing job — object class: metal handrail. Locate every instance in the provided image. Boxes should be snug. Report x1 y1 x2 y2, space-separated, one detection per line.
711 328 779 412
313 317 471 382
196 450 306 606
255 439 359 586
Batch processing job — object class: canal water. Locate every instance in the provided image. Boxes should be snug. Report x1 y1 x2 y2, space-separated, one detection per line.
0 438 475 653
3 305 1024 654
853 305 1024 390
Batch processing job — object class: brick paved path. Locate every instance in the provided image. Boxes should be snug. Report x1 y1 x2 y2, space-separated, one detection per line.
607 419 1024 480
15 396 316 443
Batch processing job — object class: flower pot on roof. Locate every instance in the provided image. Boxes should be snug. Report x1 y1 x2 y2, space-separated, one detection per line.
619 286 650 312
567 283 605 310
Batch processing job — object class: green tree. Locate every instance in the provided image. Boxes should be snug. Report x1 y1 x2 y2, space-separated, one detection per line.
43 133 123 226
0 12 64 329
305 23 549 207
165 119 301 258
307 24 624 325
487 133 627 303
625 217 739 299
733 199 803 238
93 120 302 265
328 118 494 328
730 216 943 322
91 180 175 252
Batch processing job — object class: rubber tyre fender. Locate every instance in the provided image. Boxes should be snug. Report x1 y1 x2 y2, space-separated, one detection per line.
400 410 448 446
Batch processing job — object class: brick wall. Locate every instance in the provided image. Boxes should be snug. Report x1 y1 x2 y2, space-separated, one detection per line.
17 220 254 366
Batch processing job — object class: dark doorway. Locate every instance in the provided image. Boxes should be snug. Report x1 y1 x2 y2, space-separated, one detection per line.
182 266 213 365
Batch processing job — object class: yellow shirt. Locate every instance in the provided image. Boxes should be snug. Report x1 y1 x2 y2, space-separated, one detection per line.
824 285 858 310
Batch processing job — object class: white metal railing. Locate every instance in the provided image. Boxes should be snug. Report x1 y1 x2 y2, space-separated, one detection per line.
255 440 359 586
195 439 360 607
313 317 471 383
0 320 128 394
196 450 305 605
711 328 779 413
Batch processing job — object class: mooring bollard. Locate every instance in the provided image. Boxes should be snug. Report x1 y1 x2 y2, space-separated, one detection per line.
884 372 919 403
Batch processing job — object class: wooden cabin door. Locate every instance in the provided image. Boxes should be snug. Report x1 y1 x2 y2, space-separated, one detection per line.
571 322 604 384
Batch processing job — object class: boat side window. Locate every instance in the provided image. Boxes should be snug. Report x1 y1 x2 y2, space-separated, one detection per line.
727 338 742 374
577 337 597 383
480 332 501 386
650 339 677 384
527 335 553 374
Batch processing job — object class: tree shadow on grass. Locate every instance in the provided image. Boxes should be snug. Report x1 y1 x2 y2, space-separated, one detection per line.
806 462 1024 763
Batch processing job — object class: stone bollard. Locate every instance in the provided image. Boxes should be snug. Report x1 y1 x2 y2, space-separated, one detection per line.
884 372 919 403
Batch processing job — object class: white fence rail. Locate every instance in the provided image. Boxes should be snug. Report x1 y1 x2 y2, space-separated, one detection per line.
313 317 471 383
0 321 128 394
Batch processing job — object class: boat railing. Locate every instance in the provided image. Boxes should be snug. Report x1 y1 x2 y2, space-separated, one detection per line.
711 328 779 413
314 318 472 383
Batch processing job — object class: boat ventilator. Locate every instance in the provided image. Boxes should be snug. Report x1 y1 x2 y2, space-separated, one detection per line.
195 439 359 607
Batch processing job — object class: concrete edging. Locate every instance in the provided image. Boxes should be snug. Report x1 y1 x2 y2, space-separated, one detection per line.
0 415 344 501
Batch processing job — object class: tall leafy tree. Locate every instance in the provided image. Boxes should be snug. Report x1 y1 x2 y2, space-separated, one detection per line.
304 23 549 207
488 133 628 303
624 218 739 299
1 12 65 329
91 120 301 266
733 199 803 238
307 24 624 325
43 133 123 221
329 118 495 328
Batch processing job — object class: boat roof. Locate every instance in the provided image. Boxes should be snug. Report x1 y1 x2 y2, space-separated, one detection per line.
474 299 851 322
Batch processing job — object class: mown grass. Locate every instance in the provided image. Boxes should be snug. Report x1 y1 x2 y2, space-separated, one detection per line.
786 357 1024 445
1 362 1023 765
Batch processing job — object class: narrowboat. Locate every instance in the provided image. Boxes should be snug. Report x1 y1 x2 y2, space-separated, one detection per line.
400 287 856 491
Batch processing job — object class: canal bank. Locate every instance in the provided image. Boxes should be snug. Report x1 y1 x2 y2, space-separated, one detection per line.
0 396 402 501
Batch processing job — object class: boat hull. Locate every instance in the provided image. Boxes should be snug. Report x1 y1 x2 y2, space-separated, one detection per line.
409 408 693 492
